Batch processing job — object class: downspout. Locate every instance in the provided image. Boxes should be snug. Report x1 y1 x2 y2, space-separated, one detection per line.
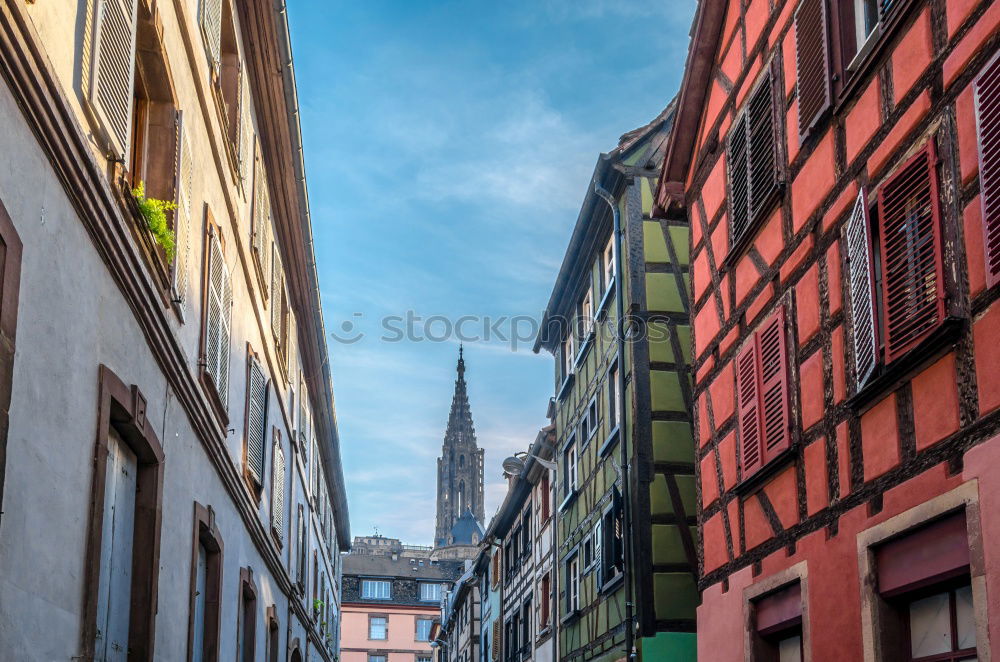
594 182 636 661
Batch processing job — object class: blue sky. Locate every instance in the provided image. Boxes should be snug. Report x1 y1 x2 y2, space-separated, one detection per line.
288 0 696 545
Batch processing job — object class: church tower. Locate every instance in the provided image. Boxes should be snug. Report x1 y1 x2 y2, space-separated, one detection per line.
434 347 485 547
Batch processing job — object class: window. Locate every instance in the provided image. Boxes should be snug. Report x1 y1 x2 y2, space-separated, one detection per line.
582 535 594 571
416 617 434 641
872 512 977 661
974 50 1000 288
266 607 280 662
562 438 577 498
846 144 946 390
539 573 551 629
727 65 781 249
201 221 233 413
492 550 502 590
838 0 901 66
600 489 625 587
369 656 387 662
736 306 791 479
83 368 164 662
199 0 246 156
189 503 223 662
539 472 551 522
608 362 620 431
369 616 387 640
361 580 391 600
602 235 615 293
251 144 273 294
417 657 432 662
561 332 576 382
244 353 268 490
794 0 832 141
237 568 258 662
578 288 594 342
521 600 531 651
752 582 804 662
584 397 599 443
420 582 442 602
270 430 285 542
566 556 580 612
522 507 532 558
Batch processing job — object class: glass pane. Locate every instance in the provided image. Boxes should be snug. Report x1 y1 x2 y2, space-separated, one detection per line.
909 592 952 657
956 585 977 651
778 635 802 662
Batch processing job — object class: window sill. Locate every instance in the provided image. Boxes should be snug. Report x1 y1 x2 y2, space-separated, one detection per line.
560 608 581 625
119 179 174 298
600 572 625 596
198 369 230 430
732 447 796 498
847 318 963 414
599 426 621 458
556 373 575 401
558 490 578 513
720 195 783 272
597 280 615 319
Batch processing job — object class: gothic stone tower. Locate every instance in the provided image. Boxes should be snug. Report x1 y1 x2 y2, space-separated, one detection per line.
434 347 485 547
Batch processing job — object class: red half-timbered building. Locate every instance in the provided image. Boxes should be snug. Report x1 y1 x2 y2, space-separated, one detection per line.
655 0 1000 659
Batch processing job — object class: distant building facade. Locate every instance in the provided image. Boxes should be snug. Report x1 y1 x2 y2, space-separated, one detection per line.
435 348 486 557
0 1 349 661
437 560 481 662
341 549 463 662
655 0 1000 660
536 106 699 661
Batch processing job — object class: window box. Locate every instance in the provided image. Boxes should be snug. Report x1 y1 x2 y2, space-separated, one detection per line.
574 331 594 369
599 425 620 458
596 278 615 318
599 571 625 596
557 489 578 514
556 373 575 401
559 609 580 626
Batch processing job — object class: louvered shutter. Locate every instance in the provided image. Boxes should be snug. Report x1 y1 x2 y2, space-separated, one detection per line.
287 311 297 377
795 0 831 140
246 357 267 484
876 144 945 362
974 51 1000 287
206 236 232 407
239 71 254 183
736 337 763 477
593 517 603 588
846 189 880 387
728 112 751 241
296 506 306 586
271 437 285 539
758 307 792 462
271 244 285 340
199 0 222 75
252 150 272 292
492 618 501 661
88 0 139 159
748 70 781 227
173 112 195 311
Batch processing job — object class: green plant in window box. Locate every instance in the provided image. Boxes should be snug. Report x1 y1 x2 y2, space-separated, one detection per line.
131 181 177 261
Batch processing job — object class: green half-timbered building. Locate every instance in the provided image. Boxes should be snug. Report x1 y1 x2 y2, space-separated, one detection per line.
534 104 698 662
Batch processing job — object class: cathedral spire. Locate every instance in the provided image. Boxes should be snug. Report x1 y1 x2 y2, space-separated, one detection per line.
434 347 485 547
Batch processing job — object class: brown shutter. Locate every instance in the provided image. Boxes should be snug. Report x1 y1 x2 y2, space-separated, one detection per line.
846 189 879 387
794 0 831 140
492 618 502 661
876 143 945 363
736 335 763 478
758 307 792 462
974 50 1000 287
88 0 139 158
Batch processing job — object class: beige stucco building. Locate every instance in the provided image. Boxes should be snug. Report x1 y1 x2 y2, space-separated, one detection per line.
0 0 349 660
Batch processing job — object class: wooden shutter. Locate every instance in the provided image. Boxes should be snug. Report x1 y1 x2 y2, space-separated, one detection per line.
876 144 945 363
736 336 764 478
271 243 284 340
594 517 603 588
173 112 195 311
206 236 232 407
239 71 254 183
492 618 502 661
287 310 297 377
199 0 222 75
974 50 1000 287
252 148 272 291
794 0 831 140
846 189 879 387
88 0 139 158
246 356 267 484
729 69 781 244
296 506 306 585
271 436 285 539
758 307 791 462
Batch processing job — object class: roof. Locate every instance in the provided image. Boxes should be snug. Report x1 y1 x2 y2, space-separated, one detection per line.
533 103 676 353
484 426 556 541
342 554 465 581
449 509 485 545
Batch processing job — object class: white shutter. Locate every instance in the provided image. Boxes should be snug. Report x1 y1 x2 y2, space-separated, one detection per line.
88 0 139 159
252 151 272 292
271 440 286 539
206 236 232 407
270 244 284 340
594 518 603 587
199 0 222 75
287 310 297 378
239 72 254 183
846 189 879 388
246 357 267 484
173 112 195 312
